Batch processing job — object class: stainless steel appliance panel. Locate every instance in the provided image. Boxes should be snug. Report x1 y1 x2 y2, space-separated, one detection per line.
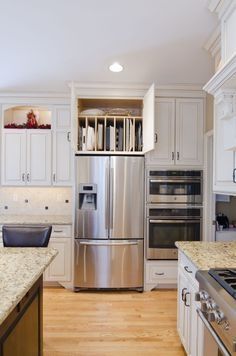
146 170 203 204
75 156 109 239
74 239 143 289
146 205 202 260
110 156 144 239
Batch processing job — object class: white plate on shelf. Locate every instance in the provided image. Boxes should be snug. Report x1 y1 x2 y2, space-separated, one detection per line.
80 109 105 116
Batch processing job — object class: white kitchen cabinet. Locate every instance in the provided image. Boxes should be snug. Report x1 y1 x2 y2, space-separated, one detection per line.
70 82 155 154
146 98 175 165
2 129 51 186
177 251 202 356
176 99 204 166
44 225 72 282
52 106 72 186
1 130 26 185
144 260 177 291
146 98 204 166
44 237 72 282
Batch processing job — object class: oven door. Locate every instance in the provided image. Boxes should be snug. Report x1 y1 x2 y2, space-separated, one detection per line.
197 309 231 356
147 178 202 204
147 218 201 260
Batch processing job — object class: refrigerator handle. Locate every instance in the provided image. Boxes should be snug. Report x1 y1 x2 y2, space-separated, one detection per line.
105 163 109 230
110 167 114 229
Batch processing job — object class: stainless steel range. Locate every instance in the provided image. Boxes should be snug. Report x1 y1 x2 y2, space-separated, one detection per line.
196 269 236 356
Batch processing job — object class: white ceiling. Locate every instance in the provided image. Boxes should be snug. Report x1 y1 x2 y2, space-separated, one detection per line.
0 0 218 93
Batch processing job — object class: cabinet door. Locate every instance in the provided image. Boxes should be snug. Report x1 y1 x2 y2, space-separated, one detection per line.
52 107 72 186
143 83 155 153
146 98 175 165
214 106 236 193
176 99 204 166
44 238 71 282
26 130 51 186
1 129 26 186
177 268 190 354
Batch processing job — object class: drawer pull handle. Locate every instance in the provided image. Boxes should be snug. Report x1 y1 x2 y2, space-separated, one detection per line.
181 287 187 302
184 266 192 273
53 230 63 233
155 272 164 276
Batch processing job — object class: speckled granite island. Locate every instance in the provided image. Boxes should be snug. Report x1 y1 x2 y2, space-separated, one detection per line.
175 241 236 270
0 247 57 356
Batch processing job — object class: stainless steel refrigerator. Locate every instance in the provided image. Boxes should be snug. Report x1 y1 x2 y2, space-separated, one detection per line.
74 155 144 291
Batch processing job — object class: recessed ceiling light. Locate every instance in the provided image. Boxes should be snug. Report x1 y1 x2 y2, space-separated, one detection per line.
109 62 123 73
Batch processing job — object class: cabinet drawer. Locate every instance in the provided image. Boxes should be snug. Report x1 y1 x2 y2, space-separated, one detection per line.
51 225 72 238
146 262 177 284
178 251 197 278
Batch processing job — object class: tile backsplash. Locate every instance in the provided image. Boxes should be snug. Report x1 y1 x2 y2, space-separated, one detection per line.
0 187 72 215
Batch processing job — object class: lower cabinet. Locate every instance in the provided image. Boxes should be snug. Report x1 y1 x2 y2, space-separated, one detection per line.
44 237 72 282
145 260 177 291
0 277 43 356
177 252 203 356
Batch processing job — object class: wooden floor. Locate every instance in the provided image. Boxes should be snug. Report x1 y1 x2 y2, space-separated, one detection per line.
43 287 185 356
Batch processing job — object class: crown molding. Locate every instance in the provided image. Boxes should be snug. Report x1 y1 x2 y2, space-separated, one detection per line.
0 92 70 105
204 25 221 58
203 53 236 94
208 0 235 18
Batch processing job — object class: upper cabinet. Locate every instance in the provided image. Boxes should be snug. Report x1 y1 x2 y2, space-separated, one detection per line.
2 129 51 186
204 0 236 194
70 83 155 154
221 1 236 64
146 98 204 166
52 106 72 186
1 104 72 187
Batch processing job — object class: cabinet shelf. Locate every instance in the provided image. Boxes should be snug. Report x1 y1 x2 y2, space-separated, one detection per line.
78 115 143 153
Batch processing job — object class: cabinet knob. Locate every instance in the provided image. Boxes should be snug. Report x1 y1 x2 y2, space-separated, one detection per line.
26 173 30 182
177 152 180 160
53 173 56 182
67 132 71 142
172 152 174 160
22 173 25 182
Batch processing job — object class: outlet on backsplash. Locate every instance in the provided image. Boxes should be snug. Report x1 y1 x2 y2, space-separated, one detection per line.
0 187 72 216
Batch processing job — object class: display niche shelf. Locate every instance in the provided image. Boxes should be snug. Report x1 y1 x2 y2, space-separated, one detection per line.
3 106 52 129
77 98 143 154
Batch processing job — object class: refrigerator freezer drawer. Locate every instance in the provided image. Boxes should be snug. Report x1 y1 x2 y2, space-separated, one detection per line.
74 239 143 290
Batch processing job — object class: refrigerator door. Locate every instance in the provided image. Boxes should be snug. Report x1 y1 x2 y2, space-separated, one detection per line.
109 156 144 239
75 156 109 239
74 239 143 289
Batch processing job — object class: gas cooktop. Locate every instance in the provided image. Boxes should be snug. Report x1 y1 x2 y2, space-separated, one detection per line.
209 268 236 300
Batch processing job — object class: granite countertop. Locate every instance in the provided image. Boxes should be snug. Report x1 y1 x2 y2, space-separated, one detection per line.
0 215 72 225
175 241 236 270
0 247 58 325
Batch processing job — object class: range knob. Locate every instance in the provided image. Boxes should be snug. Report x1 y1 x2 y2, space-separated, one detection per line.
207 310 225 324
195 290 209 302
206 298 217 311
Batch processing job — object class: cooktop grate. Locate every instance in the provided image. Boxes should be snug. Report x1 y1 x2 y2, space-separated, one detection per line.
208 268 236 300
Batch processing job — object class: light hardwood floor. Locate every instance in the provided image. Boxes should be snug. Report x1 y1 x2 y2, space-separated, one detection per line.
43 288 185 356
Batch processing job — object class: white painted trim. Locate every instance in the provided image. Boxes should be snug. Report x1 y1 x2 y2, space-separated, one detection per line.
203 130 216 242
203 53 236 94
208 0 223 12
204 25 221 58
69 82 206 99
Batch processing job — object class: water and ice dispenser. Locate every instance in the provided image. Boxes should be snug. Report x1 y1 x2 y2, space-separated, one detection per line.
79 184 97 210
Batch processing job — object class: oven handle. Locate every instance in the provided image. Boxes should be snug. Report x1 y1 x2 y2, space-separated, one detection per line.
149 179 201 183
197 308 231 356
149 219 200 224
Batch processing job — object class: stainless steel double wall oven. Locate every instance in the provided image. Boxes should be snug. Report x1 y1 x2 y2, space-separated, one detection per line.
146 170 203 260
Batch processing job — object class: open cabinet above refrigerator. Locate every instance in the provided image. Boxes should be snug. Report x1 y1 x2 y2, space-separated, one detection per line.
70 83 155 154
